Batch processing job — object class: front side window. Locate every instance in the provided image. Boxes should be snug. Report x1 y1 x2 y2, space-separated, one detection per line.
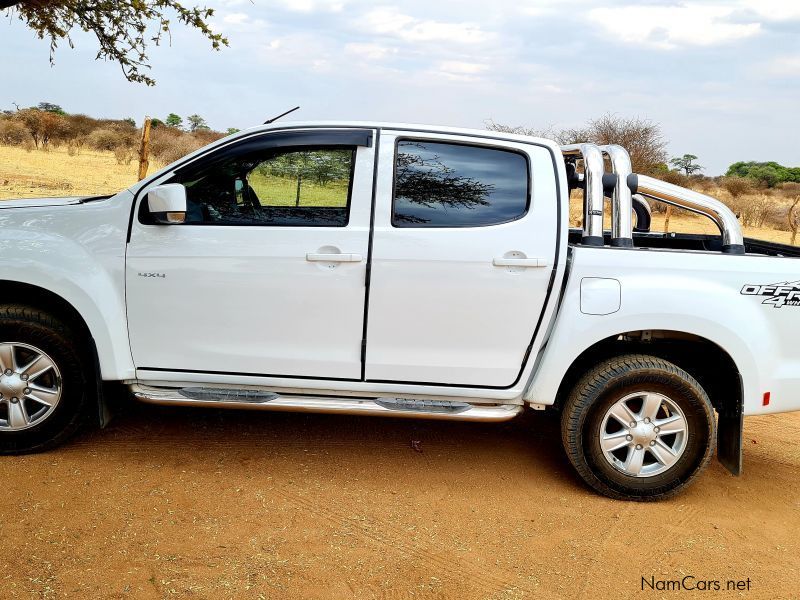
167 146 355 226
392 140 529 227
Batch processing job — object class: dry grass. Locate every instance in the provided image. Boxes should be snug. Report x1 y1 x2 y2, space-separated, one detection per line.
0 144 162 199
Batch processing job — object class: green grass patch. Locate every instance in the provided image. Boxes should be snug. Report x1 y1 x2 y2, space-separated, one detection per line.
248 172 349 207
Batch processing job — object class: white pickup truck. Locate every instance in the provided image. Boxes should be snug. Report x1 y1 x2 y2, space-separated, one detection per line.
1 122 798 500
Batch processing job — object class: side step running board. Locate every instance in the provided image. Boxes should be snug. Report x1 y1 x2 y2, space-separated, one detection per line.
131 384 522 422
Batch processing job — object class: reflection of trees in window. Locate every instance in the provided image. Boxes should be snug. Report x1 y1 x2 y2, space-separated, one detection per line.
394 143 495 224
254 149 352 206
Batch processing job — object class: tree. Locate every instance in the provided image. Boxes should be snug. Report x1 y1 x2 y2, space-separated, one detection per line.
669 154 703 176
165 113 183 129
226 127 240 135
15 109 69 148
150 117 164 128
186 114 209 132
1 1 227 86
487 113 668 174
748 165 781 188
36 102 65 114
726 161 799 187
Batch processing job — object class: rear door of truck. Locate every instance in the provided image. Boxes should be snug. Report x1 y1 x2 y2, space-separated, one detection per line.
364 130 561 388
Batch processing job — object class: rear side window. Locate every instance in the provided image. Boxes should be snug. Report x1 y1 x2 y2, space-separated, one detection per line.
392 140 529 227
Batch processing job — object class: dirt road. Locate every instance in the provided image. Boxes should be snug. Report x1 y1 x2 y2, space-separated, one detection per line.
1 397 798 599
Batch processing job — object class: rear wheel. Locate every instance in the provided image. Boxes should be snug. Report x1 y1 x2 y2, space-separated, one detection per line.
0 306 92 454
561 354 715 501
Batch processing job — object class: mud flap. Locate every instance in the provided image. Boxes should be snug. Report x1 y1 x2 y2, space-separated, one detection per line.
717 376 743 476
89 336 112 428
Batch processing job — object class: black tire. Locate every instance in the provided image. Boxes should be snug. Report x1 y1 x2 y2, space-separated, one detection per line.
561 354 715 501
0 305 93 454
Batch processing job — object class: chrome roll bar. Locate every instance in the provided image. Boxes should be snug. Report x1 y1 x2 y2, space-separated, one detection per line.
632 194 652 233
600 144 633 246
559 142 745 254
561 143 604 246
630 174 745 254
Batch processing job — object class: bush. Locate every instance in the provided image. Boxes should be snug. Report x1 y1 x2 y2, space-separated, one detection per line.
150 134 202 165
721 176 753 199
0 119 32 145
86 127 136 152
114 146 135 165
87 128 124 151
725 194 771 227
655 169 690 187
778 182 800 198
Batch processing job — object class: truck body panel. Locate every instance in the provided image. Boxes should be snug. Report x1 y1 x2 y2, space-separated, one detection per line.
525 245 800 415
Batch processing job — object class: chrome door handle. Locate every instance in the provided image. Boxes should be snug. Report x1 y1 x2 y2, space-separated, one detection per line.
306 253 363 262
492 257 548 268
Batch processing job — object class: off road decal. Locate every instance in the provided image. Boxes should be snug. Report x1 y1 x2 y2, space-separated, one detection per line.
741 281 800 308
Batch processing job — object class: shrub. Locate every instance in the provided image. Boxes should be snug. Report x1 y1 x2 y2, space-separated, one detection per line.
87 128 124 151
0 119 32 145
725 194 771 227
721 176 753 199
150 134 202 165
654 169 690 187
114 146 135 165
86 127 136 152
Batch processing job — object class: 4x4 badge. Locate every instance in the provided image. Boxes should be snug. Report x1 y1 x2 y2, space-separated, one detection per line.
741 281 800 308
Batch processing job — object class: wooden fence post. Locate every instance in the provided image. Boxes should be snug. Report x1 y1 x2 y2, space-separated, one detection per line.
138 117 152 181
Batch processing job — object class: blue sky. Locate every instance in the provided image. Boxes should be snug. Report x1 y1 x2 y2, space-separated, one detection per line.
3 0 799 173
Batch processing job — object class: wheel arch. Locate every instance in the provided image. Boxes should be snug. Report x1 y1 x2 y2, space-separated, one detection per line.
0 281 113 426
548 329 744 475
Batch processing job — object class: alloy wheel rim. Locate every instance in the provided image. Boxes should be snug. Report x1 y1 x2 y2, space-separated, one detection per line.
599 391 688 478
0 342 62 431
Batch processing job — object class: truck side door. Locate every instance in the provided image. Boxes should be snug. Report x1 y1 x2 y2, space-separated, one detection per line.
126 129 375 380
365 131 560 387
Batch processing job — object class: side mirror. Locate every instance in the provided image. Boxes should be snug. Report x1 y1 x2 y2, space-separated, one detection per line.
147 184 187 224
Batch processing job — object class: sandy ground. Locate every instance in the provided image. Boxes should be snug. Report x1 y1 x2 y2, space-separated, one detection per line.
1 396 798 599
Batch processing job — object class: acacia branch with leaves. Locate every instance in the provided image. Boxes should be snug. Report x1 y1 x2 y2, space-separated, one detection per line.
3 0 228 85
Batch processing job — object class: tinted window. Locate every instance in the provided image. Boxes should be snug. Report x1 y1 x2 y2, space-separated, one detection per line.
166 147 355 226
392 141 528 227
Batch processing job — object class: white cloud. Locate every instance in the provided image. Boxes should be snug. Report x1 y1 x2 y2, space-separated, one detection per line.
361 8 491 44
344 42 396 61
739 0 800 21
276 0 346 12
223 13 250 25
763 55 800 77
435 60 489 81
588 4 761 49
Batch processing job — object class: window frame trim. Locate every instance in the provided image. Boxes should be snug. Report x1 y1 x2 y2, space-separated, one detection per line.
390 136 533 229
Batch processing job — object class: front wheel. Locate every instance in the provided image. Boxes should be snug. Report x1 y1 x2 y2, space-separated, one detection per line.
0 306 92 454
561 354 716 501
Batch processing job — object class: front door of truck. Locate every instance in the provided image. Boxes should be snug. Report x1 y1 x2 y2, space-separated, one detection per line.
364 131 560 387
126 129 375 379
